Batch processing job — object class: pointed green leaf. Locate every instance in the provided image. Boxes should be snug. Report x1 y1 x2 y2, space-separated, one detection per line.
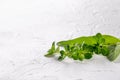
45 42 56 57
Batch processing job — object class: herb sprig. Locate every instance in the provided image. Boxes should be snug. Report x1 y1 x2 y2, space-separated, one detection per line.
45 33 120 61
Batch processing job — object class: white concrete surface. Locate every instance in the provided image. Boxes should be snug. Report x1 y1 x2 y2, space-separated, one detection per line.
0 0 120 80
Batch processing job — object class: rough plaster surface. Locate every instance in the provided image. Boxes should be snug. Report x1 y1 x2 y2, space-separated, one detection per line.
0 0 120 80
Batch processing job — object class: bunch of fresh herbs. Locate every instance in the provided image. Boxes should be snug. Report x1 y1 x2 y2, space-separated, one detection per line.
45 33 120 61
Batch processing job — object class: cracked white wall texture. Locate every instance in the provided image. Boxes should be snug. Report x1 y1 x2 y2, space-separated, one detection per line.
0 0 120 80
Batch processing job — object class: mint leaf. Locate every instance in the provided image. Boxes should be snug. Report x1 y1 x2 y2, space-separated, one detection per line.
107 43 120 61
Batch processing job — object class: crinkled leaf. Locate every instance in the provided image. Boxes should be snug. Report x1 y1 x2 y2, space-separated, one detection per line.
107 44 120 61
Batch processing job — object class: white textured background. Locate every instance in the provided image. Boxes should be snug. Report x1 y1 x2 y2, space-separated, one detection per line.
0 0 120 80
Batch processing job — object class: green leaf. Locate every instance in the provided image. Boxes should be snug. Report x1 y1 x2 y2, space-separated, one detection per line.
55 46 60 53
78 54 84 61
94 46 102 54
107 43 120 61
64 45 70 51
103 35 120 45
72 52 79 60
57 33 120 47
83 44 94 52
57 36 97 46
60 50 65 56
58 56 64 61
94 33 105 45
101 46 109 56
84 53 92 59
96 33 102 39
45 42 56 57
58 50 66 61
